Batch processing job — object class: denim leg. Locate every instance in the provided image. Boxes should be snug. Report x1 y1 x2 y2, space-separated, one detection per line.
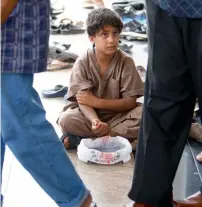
1 136 5 203
1 74 89 207
1 136 5 177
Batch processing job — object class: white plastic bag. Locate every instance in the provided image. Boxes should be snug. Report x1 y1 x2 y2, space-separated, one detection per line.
77 136 132 164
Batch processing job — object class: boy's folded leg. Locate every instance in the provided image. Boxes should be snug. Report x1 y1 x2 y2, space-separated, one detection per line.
57 107 96 137
109 105 143 139
57 106 98 151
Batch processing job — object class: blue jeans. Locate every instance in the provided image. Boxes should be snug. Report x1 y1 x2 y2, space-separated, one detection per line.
1 137 5 203
1 74 89 207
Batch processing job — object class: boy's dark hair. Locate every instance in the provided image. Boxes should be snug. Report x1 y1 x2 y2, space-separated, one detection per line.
86 8 123 36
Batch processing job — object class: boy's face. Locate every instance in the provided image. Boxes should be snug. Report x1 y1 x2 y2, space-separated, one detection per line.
89 25 120 56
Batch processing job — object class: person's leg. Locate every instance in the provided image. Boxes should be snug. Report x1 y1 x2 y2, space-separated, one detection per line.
1 136 5 178
128 1 196 206
109 105 142 151
1 136 6 203
172 18 202 207
1 74 91 207
188 18 202 164
109 105 143 140
187 17 202 199
58 109 96 149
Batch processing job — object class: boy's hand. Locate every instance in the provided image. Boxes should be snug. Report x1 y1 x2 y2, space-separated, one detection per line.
92 119 110 137
76 90 98 107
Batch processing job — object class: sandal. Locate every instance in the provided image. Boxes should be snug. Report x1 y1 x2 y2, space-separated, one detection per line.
60 19 86 35
60 133 83 150
119 41 133 53
136 65 146 82
47 60 73 71
50 20 61 34
121 19 147 41
48 46 78 62
121 31 147 41
52 41 71 51
41 85 68 98
51 1 65 16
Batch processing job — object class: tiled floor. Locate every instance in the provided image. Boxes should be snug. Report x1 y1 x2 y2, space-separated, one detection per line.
173 145 202 200
2 0 202 207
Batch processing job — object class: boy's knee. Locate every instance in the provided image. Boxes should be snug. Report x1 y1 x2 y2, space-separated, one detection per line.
58 112 75 133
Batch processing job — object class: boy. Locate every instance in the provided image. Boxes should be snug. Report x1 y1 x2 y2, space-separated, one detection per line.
57 8 144 149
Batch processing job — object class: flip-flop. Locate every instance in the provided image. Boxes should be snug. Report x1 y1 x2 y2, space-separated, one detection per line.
48 46 78 62
112 0 130 7
123 19 147 33
119 41 133 52
41 85 68 98
60 23 86 35
51 1 65 16
136 65 146 82
60 133 83 150
117 2 144 8
47 60 74 71
121 31 147 41
52 41 71 50
50 20 61 34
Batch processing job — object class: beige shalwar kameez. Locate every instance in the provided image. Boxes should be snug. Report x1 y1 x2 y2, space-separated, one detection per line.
58 48 144 141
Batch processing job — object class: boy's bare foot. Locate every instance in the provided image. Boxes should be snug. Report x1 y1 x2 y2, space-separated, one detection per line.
196 152 202 162
81 194 94 207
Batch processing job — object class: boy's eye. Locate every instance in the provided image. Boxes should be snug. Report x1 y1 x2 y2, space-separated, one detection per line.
102 33 108 37
114 32 119 36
